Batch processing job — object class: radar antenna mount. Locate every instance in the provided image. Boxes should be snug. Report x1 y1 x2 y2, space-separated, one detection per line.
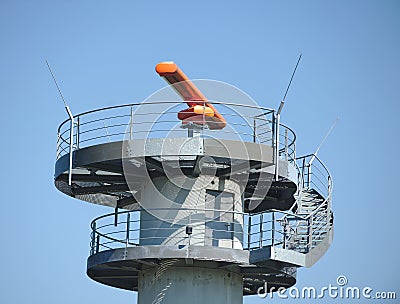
156 61 227 132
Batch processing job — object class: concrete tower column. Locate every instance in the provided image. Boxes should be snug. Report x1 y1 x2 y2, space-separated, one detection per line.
138 266 243 304
139 175 244 249
136 174 244 303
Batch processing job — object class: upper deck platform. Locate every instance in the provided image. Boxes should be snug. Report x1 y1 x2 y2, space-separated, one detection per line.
55 100 299 212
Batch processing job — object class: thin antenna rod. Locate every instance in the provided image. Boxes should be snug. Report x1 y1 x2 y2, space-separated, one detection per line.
277 54 302 115
315 117 339 156
45 60 68 108
282 54 302 102
309 117 339 164
46 60 75 186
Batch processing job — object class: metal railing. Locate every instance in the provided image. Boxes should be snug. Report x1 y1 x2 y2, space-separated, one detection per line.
56 101 282 158
89 207 290 255
89 154 331 256
281 154 333 253
56 101 298 184
90 207 245 255
298 153 332 199
253 116 296 162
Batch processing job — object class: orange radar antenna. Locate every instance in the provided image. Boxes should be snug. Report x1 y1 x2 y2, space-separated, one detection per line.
155 61 226 130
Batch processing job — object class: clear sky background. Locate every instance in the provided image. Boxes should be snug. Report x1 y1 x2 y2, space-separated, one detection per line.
1 1 399 303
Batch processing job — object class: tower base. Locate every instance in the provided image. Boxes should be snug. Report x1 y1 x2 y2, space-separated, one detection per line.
138 266 243 304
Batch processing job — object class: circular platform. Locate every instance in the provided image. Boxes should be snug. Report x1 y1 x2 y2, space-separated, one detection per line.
86 246 297 295
55 101 299 213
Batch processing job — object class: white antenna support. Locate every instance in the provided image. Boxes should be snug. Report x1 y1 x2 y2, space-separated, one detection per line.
277 100 285 116
65 104 74 120
309 117 339 165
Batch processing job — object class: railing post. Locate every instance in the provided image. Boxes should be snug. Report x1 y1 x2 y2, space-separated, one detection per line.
327 175 332 209
259 214 263 248
129 105 133 140
271 212 275 246
307 163 312 189
114 207 118 227
230 222 235 249
65 106 75 186
301 158 306 188
328 175 332 195
284 128 288 161
293 142 296 161
56 131 61 159
253 117 256 143
283 218 287 249
126 212 131 248
96 234 100 254
274 113 280 181
68 118 75 185
91 222 96 255
247 215 251 249
308 217 313 253
271 114 275 148
76 116 80 149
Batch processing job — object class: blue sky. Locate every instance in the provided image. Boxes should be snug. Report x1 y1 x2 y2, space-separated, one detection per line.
1 1 399 303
